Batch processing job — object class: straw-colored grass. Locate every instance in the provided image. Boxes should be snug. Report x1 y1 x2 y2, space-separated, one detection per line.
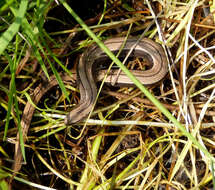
0 0 214 189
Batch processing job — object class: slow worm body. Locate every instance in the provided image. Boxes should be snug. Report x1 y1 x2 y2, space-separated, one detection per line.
65 37 168 124
13 37 168 174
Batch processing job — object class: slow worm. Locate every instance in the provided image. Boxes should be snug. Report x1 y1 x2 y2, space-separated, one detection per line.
65 37 168 124
13 37 168 175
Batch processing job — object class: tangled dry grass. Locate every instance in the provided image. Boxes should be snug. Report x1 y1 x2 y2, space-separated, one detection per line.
0 0 215 189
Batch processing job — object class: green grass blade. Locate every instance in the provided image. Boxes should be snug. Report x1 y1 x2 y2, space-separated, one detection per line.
0 0 28 55
14 89 25 162
9 5 49 79
38 31 69 101
0 0 15 13
0 179 9 190
4 50 25 160
3 53 15 140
